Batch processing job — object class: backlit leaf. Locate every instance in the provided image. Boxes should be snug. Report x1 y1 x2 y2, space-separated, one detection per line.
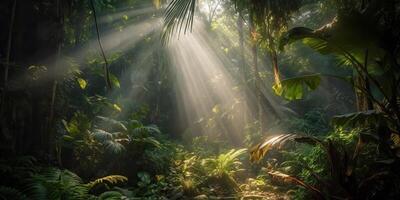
77 78 87 89
273 74 321 100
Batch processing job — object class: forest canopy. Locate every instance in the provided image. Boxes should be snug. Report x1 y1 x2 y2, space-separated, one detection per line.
0 0 399 199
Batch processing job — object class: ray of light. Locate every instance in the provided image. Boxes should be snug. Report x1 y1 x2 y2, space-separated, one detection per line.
167 21 251 142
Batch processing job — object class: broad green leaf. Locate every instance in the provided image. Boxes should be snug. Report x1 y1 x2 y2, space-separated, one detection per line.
279 27 315 50
273 74 321 100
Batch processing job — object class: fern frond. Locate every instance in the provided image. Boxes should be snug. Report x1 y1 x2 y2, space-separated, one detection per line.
0 186 29 200
27 168 89 200
98 191 124 200
86 175 127 190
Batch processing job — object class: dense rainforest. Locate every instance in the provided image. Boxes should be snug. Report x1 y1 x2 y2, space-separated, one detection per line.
0 0 399 199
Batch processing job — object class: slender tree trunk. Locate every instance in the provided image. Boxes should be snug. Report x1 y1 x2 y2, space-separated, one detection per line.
354 50 373 111
237 13 248 127
249 16 263 132
47 0 64 158
1 0 17 116
0 0 17 155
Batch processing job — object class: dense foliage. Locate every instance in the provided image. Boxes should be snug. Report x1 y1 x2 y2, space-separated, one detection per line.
0 0 399 199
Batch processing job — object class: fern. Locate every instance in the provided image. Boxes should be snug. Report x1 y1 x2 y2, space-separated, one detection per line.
0 186 29 200
86 175 128 190
28 168 89 200
97 191 124 200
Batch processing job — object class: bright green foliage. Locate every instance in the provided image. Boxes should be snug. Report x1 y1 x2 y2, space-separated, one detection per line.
2 0 400 199
61 112 92 142
272 74 321 100
201 148 247 178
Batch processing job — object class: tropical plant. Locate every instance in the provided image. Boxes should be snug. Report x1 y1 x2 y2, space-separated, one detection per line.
0 156 38 200
28 168 90 200
27 168 128 200
201 148 247 192
250 132 400 199
279 0 400 127
0 186 29 200
202 148 247 178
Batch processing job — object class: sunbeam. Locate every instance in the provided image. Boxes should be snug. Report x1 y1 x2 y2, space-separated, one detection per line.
168 21 250 143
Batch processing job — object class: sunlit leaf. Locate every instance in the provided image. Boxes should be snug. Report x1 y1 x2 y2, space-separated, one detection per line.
109 73 120 88
250 134 323 162
113 104 122 112
152 0 161 9
212 104 220 114
273 74 321 100
77 78 87 89
86 175 127 189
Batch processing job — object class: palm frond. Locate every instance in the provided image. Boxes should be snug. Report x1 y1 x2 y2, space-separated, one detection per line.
267 170 324 198
96 116 127 131
131 137 161 148
129 123 161 137
250 134 323 162
92 129 114 142
104 140 126 154
162 0 196 44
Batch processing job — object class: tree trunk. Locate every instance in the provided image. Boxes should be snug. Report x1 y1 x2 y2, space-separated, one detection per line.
249 16 263 132
237 13 248 128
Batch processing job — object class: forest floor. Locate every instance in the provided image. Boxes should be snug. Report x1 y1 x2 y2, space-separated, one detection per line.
192 192 289 200
192 189 290 200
